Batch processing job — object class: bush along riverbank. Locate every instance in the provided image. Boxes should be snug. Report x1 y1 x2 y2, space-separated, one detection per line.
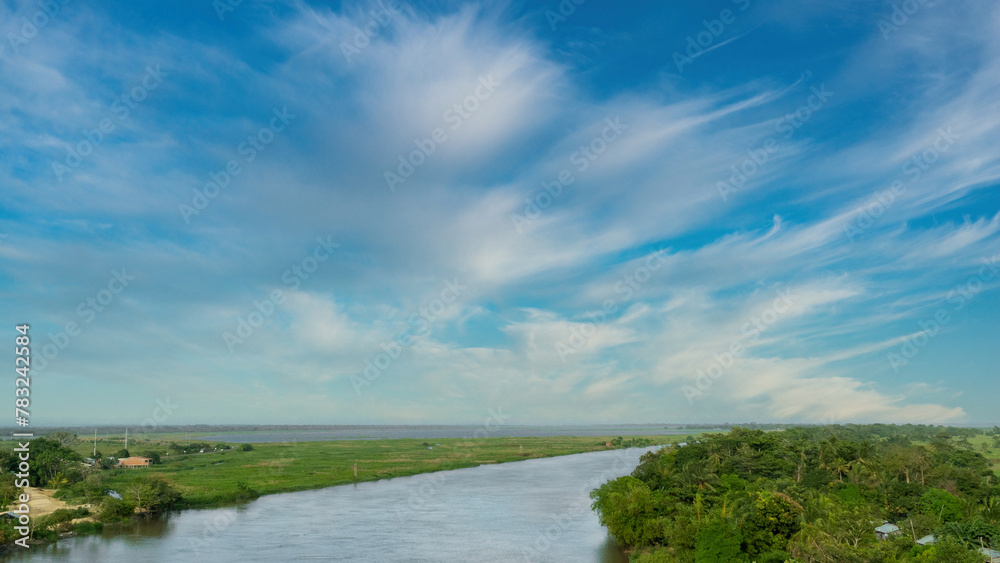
590 425 1000 562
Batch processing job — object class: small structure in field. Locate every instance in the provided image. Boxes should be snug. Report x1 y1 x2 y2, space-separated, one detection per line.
874 522 901 540
915 534 937 546
979 547 1000 563
118 456 152 468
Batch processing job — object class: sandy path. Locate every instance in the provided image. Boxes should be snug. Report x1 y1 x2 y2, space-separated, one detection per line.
20 487 72 518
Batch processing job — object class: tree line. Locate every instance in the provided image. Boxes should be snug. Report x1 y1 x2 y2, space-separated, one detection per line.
591 425 1000 562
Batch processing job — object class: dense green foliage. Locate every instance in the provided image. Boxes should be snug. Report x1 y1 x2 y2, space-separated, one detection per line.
591 426 1000 562
0 437 83 487
612 437 659 448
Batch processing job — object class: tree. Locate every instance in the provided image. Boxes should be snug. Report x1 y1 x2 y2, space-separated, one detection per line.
0 475 20 508
590 476 664 547
823 501 881 548
124 475 181 513
115 449 130 459
981 497 1000 525
695 520 747 562
98 497 136 522
2 438 83 487
591 426 1000 561
45 431 77 447
741 492 803 557
632 548 677 563
675 461 720 494
919 488 964 523
911 536 990 562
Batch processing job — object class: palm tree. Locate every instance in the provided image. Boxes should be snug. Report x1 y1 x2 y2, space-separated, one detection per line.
736 443 759 475
707 450 724 471
981 497 1000 525
833 458 852 482
818 439 839 472
676 461 720 492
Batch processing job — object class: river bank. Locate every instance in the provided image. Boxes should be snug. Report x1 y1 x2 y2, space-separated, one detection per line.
97 435 675 507
3 446 659 562
2 435 683 512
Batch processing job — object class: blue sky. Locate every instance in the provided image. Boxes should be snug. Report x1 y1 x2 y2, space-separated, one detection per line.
1 0 998 426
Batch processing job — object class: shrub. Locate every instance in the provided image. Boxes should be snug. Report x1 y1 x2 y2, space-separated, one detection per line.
239 444 254 451
31 524 58 542
98 497 136 522
72 521 104 535
632 547 677 562
46 507 90 525
0 518 19 544
695 520 747 562
234 481 260 501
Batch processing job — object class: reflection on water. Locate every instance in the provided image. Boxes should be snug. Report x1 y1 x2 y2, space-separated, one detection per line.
2 448 658 562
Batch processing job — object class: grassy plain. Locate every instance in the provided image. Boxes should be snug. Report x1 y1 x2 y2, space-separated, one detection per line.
968 433 1000 474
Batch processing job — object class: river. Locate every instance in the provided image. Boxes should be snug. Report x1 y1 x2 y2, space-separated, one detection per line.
3 447 658 562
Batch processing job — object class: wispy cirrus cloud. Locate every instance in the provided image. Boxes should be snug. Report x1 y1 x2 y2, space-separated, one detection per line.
1 0 997 425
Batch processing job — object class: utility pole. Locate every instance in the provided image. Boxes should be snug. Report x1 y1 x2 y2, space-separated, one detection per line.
94 429 97 457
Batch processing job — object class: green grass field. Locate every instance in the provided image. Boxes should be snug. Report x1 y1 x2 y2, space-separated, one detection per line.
968 433 1000 474
60 434 689 507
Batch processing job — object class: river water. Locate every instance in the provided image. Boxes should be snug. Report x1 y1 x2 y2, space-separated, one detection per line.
3 447 658 562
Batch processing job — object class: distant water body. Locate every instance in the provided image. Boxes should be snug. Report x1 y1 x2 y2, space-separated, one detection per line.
196 425 700 443
3 447 660 562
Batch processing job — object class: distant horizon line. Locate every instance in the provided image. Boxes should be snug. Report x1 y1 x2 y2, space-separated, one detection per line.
3 421 997 433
